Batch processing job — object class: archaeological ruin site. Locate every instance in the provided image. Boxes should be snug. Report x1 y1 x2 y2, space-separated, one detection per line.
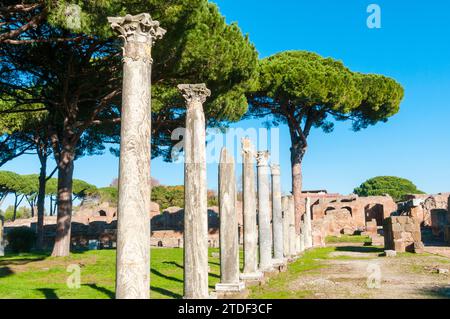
0 0 449 305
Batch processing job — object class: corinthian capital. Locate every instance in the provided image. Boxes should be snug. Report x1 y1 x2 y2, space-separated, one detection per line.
178 84 211 104
108 13 166 45
256 151 270 167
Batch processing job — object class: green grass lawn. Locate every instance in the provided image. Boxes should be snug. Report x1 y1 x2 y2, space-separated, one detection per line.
325 235 372 244
0 248 230 299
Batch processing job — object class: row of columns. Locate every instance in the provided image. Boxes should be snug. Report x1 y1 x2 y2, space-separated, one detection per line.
109 12 314 299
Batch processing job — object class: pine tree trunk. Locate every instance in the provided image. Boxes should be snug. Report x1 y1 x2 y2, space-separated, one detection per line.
290 141 306 235
13 195 18 222
51 146 74 257
36 155 47 250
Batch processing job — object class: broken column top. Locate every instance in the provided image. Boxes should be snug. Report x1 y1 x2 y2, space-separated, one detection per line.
108 13 166 44
241 137 255 156
220 147 234 164
270 164 280 176
256 151 270 167
178 84 211 104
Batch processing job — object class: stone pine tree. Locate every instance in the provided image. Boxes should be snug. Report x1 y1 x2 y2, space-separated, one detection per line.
0 0 258 256
354 176 424 202
247 51 404 233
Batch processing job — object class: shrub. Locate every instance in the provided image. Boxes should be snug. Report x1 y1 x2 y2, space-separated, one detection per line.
6 227 36 253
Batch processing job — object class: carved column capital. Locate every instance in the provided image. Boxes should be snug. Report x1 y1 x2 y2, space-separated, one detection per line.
108 13 165 44
256 151 270 167
178 84 211 105
108 13 165 62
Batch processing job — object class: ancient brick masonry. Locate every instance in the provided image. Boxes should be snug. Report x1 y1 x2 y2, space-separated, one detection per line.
383 216 424 253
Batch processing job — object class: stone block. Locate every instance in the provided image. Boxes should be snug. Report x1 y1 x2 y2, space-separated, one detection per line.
414 242 425 254
393 239 405 252
385 250 397 257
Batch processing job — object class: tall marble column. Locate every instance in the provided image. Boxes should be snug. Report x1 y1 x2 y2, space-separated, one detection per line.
288 196 297 256
178 84 211 299
305 197 313 249
256 151 273 271
240 138 263 280
108 13 165 299
271 164 284 263
282 196 291 258
215 148 245 292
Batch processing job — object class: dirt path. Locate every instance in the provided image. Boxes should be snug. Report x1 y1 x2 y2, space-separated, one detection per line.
289 244 450 299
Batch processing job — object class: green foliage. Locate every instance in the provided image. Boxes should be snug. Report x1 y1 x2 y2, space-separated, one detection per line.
1 0 259 162
1 206 32 222
353 176 424 202
152 185 184 210
248 50 404 146
72 179 97 199
92 187 118 205
6 227 37 253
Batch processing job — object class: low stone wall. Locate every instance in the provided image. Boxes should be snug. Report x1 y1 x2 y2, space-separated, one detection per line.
383 216 424 253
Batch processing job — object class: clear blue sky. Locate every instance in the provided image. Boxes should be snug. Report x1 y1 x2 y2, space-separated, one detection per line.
2 0 450 209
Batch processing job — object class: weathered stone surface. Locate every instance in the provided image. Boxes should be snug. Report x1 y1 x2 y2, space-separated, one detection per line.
256 151 273 271
108 12 165 299
240 138 262 280
215 148 244 293
271 164 284 262
414 241 425 254
288 196 297 256
179 83 211 299
282 196 291 258
385 250 397 257
384 216 423 253
304 197 313 248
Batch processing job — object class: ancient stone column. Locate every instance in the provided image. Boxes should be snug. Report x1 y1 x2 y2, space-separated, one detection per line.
304 197 313 249
178 83 211 299
256 151 273 271
299 222 306 253
288 196 297 256
215 148 245 292
282 196 291 258
240 138 263 280
108 13 165 299
271 164 284 264
0 215 4 257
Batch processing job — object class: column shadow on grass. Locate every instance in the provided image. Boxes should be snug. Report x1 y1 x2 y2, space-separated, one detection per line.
83 284 114 299
151 268 183 283
0 267 14 278
36 288 59 299
150 286 182 299
334 246 385 254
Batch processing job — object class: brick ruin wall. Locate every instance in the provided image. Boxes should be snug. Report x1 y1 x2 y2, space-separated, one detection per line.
3 193 450 250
